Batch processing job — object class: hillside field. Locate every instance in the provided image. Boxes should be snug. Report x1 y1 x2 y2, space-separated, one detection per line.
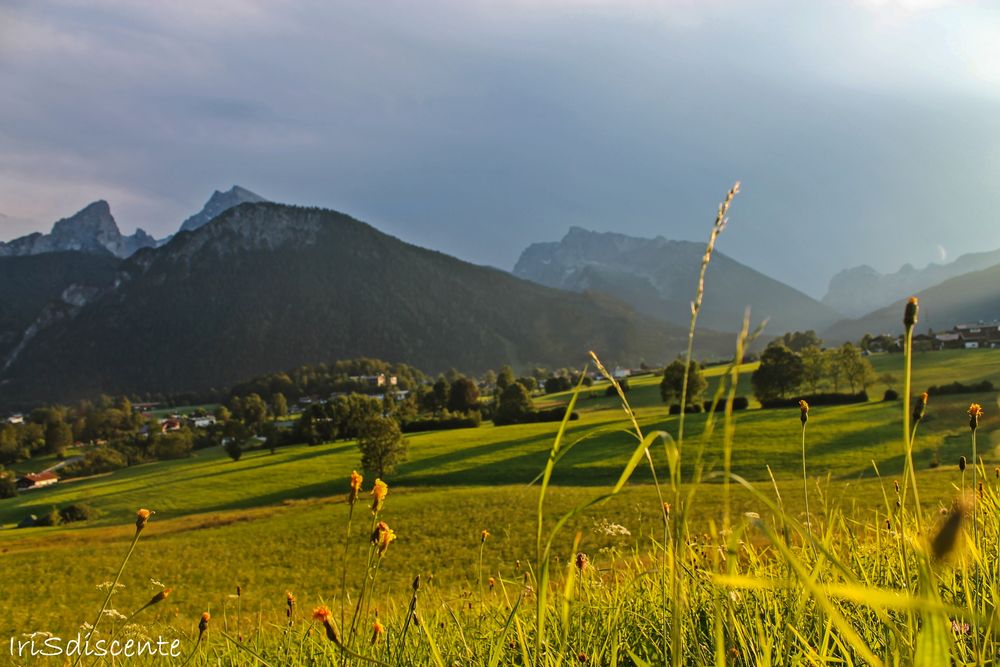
1 348 998 641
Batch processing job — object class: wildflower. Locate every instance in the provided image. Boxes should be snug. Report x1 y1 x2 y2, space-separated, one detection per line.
594 519 631 536
913 392 928 423
488 576 496 591
371 479 388 514
481 529 490 543
960 456 967 472
349 470 363 504
798 400 809 425
135 508 152 534
412 574 421 591
313 606 341 644
903 296 919 328
951 619 970 635
149 587 172 606
371 620 385 645
285 592 295 619
371 521 396 556
103 609 127 620
577 651 589 663
575 552 589 571
968 403 983 431
198 612 210 638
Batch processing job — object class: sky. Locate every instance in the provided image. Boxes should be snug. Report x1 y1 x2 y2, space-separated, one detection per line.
1 0 1000 297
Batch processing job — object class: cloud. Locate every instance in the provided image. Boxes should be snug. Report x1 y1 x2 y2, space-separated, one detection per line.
1 0 1000 298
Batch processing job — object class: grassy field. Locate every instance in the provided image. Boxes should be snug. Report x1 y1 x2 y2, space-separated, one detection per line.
1 347 998 663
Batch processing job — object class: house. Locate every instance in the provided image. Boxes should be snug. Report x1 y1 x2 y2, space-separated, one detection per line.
350 374 398 388
612 367 631 380
954 322 1000 348
6 414 24 425
16 471 59 490
933 332 963 350
159 418 183 433
187 415 217 428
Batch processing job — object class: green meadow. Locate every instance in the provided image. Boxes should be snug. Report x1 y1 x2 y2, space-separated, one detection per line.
1 347 997 659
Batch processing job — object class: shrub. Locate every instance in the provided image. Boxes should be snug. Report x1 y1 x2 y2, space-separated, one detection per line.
62 447 128 477
883 389 899 401
33 507 61 527
759 391 868 409
605 379 630 397
225 439 243 461
402 414 480 433
925 380 994 396
0 473 17 499
701 397 750 412
494 408 579 426
59 503 97 524
669 404 704 415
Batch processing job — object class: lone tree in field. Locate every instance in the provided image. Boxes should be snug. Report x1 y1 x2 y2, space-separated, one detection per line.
495 382 534 424
271 392 288 418
660 359 707 407
358 416 407 478
751 344 804 401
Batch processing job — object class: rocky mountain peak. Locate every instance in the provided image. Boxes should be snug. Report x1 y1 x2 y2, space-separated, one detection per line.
179 185 268 233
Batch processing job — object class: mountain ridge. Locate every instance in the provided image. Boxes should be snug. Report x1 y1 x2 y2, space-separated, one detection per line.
0 203 738 407
514 227 844 335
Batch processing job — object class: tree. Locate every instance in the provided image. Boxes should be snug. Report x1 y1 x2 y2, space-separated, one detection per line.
271 392 288 418
495 365 516 393
238 393 269 430
225 439 243 461
799 346 829 394
357 417 407 478
432 377 451 414
775 330 822 352
516 377 538 394
544 376 571 394
751 344 804 401
659 360 707 407
837 343 876 393
44 421 73 454
495 383 534 424
448 378 480 413
824 348 844 392
879 372 899 391
0 472 17 499
214 405 232 422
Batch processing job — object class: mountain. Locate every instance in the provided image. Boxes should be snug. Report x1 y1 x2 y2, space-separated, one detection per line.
0 201 156 259
513 227 843 336
823 248 1000 318
178 185 268 233
823 262 1000 341
0 204 737 406
0 252 121 365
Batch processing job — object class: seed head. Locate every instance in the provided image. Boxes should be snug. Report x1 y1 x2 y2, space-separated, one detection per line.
371 479 388 514
135 508 153 534
913 392 928 423
575 552 590 571
488 576 496 591
798 400 809 425
968 403 983 431
285 592 295 618
960 456 967 472
236 585 241 598
480 529 490 543
313 607 341 644
149 588 172 606
903 296 919 328
198 612 210 637
349 470 363 504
